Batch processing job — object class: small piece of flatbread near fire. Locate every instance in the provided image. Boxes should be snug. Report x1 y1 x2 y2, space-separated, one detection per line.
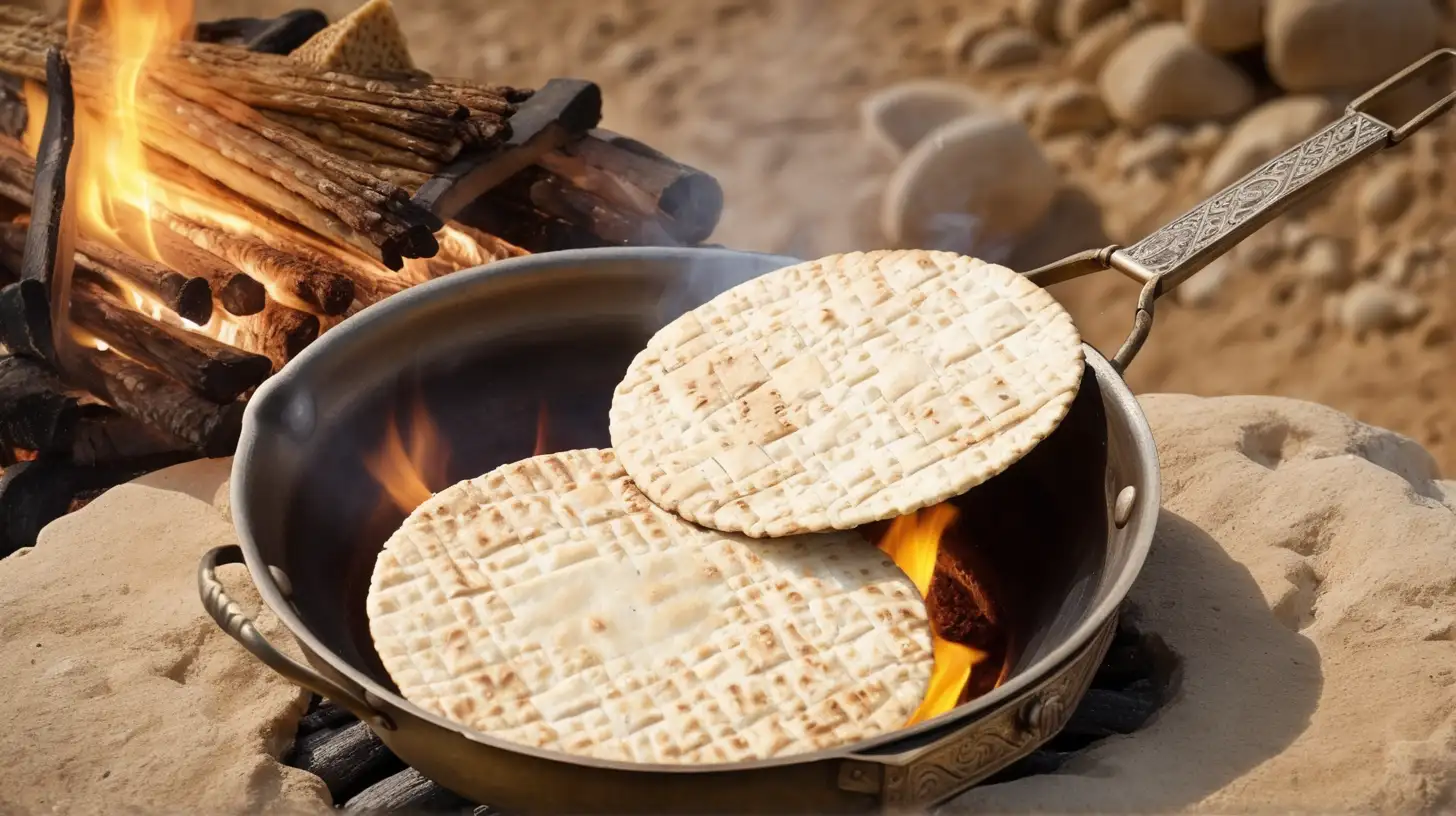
366 448 933 765
609 249 1084 537
291 0 417 77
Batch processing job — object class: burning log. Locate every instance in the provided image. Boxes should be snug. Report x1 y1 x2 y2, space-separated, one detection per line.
0 354 78 454
0 278 51 361
69 277 271 403
74 237 213 325
109 209 267 316
261 111 442 173
76 345 244 457
224 300 320 370
157 211 354 315
68 404 195 467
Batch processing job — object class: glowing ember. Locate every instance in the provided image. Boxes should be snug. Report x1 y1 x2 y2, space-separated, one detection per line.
365 393 448 516
877 503 987 725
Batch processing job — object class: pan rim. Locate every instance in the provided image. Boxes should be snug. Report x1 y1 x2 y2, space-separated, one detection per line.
231 245 1159 774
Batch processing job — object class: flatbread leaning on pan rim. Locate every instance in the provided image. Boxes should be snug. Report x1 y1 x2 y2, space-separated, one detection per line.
366 447 934 765
609 249 1085 537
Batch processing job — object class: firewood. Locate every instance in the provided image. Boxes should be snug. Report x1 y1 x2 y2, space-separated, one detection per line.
344 768 474 814
223 300 319 371
74 237 212 325
108 209 267 316
77 345 244 456
0 456 76 556
288 721 405 803
0 278 50 361
22 48 73 293
520 169 679 246
68 404 194 467
0 72 25 140
259 111 442 173
157 212 354 316
69 277 271 403
0 353 78 453
195 9 330 55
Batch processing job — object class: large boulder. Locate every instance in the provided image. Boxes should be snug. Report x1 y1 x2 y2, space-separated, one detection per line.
1265 0 1439 92
948 394 1456 813
1201 95 1339 193
859 80 993 160
881 112 1060 259
1099 23 1256 128
1185 0 1265 52
0 460 329 814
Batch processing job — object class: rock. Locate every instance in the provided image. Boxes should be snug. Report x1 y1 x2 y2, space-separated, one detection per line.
1340 281 1428 334
1358 164 1417 227
0 460 329 814
1202 95 1338 193
1017 0 1062 39
1298 236 1353 291
1182 121 1226 157
1176 256 1233 306
1117 125 1183 177
1005 85 1048 124
1186 0 1265 52
1066 9 1143 80
1056 0 1128 41
1099 23 1256 128
1266 0 1439 92
859 80 991 160
1033 81 1112 137
945 9 1015 65
1132 0 1182 20
972 27 1044 70
948 395 1456 813
882 113 1060 258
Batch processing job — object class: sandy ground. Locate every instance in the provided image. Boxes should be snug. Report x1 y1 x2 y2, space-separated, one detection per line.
175 0 1454 473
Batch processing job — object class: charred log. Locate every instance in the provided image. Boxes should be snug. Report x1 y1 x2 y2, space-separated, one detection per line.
69 277 270 403
288 721 405 804
194 9 329 55
108 210 267 316
225 299 320 371
0 278 53 361
22 48 74 295
76 346 243 456
0 354 78 453
68 404 194 467
344 768 476 814
74 238 213 325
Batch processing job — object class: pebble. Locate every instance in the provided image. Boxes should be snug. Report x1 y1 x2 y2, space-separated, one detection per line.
945 10 1015 65
1182 122 1227 157
1056 0 1128 41
1017 0 1063 40
1299 237 1353 291
882 113 1061 256
1339 281 1428 335
859 80 991 160
1177 256 1233 307
1033 81 1112 137
1266 0 1439 92
1185 0 1265 53
972 28 1045 70
1358 164 1417 227
1065 9 1142 81
1117 125 1184 178
1201 95 1338 193
1099 23 1256 128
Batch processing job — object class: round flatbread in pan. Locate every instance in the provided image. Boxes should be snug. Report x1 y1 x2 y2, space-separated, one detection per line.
367 448 933 765
609 249 1084 537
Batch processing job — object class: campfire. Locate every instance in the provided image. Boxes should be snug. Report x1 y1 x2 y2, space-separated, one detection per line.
0 0 722 555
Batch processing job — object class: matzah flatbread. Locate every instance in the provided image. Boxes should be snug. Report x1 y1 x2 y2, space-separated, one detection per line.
291 0 416 77
609 250 1083 537
367 448 934 765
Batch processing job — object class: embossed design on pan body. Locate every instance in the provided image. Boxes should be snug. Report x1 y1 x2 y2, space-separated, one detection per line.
1120 113 1388 277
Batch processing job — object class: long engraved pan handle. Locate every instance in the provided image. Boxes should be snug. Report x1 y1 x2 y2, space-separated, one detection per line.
198 544 395 730
1026 48 1456 373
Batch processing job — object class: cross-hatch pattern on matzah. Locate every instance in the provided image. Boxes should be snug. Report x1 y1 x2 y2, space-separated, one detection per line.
367 449 934 765
609 250 1085 538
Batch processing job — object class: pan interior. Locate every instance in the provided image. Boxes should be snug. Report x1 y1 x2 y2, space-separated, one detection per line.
248 250 1115 745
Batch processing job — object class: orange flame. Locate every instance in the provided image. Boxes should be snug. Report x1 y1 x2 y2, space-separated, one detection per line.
532 400 550 457
365 393 448 515
877 503 986 725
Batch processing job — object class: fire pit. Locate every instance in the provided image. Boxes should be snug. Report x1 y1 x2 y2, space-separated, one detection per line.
0 3 723 555
204 247 1156 813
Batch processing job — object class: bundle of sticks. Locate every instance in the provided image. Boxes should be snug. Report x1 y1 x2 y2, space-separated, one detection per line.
0 5 529 269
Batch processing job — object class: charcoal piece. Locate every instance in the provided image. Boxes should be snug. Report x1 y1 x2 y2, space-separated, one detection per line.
0 454 164 556
78 348 244 457
0 71 25 140
297 700 356 736
22 47 74 293
288 721 405 803
67 405 196 468
344 768 477 814
196 10 330 55
1058 687 1161 742
0 354 77 453
0 279 54 362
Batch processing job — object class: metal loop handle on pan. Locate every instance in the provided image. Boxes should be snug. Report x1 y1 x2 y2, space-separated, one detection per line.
198 544 395 731
1024 48 1456 375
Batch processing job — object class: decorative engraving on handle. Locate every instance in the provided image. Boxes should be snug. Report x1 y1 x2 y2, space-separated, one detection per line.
1120 112 1389 278
874 618 1116 811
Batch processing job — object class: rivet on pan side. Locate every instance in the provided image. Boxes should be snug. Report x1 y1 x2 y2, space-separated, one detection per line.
1113 486 1137 529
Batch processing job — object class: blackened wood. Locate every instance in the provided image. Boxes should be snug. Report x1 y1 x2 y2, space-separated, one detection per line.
68 404 194 467
0 72 25 140
288 721 405 804
522 171 678 246
104 210 268 316
0 453 177 557
79 347 244 456
75 238 213 325
344 768 476 814
454 173 606 254
412 79 602 221
21 48 74 296
0 135 36 205
297 700 355 737
69 278 270 402
0 354 77 453
226 300 320 371
196 10 330 55
0 279 53 361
